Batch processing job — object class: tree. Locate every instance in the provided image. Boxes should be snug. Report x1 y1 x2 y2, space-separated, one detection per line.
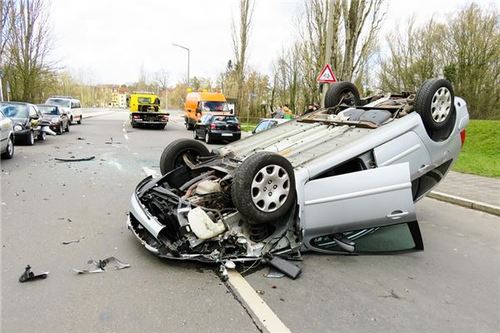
3 0 54 102
379 4 499 119
444 4 499 119
231 0 254 116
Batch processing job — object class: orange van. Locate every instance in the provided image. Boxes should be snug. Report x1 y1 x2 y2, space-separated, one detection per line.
184 91 232 130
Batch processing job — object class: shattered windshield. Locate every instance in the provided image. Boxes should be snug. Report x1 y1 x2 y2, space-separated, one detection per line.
0 104 29 119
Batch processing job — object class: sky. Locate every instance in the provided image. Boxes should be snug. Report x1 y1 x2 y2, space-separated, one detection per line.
48 0 497 85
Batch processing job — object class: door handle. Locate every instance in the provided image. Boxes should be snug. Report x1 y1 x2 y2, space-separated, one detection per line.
386 210 409 219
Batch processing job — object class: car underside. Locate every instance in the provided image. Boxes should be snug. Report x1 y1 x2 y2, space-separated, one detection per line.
127 79 469 278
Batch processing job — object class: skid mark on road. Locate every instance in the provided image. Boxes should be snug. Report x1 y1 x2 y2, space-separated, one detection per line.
139 167 290 333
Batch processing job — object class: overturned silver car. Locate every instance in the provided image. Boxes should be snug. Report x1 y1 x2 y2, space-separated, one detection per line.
127 79 469 275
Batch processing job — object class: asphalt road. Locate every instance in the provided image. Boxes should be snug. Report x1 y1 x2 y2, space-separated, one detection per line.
2 110 499 332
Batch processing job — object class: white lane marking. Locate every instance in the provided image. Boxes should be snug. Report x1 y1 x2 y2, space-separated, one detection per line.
122 121 129 140
228 270 291 333
142 167 160 178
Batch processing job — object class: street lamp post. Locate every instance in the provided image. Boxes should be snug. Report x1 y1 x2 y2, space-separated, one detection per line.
172 43 190 87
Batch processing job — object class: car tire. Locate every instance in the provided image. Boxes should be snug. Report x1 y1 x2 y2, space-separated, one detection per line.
58 124 64 135
77 116 82 125
2 135 14 159
38 131 46 141
414 78 456 141
26 131 35 145
193 130 198 140
231 152 296 224
159 139 211 175
205 132 212 144
324 81 361 108
65 121 70 132
70 116 74 124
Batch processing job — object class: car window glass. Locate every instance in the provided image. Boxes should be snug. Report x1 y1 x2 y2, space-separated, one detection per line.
254 120 269 133
39 106 59 115
0 104 28 118
309 222 421 253
29 106 37 117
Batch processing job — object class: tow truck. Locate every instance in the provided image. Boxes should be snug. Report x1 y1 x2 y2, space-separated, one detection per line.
129 92 169 129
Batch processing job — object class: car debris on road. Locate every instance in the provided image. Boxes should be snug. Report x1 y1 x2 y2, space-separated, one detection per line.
19 265 49 283
73 256 130 274
55 156 95 162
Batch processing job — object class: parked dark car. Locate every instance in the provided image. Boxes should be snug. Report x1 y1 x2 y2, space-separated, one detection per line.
37 104 70 135
193 113 241 143
0 109 15 159
0 102 45 145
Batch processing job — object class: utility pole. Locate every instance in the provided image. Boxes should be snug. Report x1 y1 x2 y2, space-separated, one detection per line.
0 69 4 102
321 0 335 107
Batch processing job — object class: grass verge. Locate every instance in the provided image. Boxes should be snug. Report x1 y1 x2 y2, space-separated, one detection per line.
453 120 499 178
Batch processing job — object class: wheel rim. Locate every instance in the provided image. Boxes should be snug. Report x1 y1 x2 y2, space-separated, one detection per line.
340 91 356 106
431 87 452 123
251 164 290 213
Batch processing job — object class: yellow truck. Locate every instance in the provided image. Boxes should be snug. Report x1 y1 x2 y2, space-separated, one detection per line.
184 91 232 130
129 92 169 129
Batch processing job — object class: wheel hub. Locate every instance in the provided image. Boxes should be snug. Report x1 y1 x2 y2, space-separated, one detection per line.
251 164 290 212
430 87 451 123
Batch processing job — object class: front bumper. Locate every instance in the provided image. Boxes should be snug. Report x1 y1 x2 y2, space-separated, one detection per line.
13 129 30 143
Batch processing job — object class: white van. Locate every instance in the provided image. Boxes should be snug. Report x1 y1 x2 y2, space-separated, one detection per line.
45 96 83 124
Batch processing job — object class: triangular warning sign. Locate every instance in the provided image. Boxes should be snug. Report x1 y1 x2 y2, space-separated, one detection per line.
316 64 337 83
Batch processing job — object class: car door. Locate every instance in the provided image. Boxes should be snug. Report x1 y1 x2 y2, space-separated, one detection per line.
302 162 421 254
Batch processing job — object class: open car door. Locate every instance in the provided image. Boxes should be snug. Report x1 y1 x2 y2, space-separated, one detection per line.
302 163 423 254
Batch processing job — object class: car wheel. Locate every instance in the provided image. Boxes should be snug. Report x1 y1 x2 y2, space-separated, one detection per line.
231 152 296 224
58 124 64 135
38 131 46 141
159 139 211 175
414 78 456 141
205 132 212 144
2 135 14 159
193 130 198 140
324 81 361 108
77 116 82 124
65 121 70 132
186 121 194 131
26 131 35 145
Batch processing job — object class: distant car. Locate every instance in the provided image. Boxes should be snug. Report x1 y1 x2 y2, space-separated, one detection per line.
37 104 70 135
252 118 290 134
0 102 45 145
0 109 15 159
45 97 83 125
193 113 241 143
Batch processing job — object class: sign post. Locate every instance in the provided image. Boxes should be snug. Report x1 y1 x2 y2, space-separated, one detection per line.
317 64 337 107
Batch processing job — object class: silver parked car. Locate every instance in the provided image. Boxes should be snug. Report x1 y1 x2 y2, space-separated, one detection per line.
127 79 469 275
0 109 15 159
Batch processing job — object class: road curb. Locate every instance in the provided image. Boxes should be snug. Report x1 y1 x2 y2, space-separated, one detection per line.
427 191 500 216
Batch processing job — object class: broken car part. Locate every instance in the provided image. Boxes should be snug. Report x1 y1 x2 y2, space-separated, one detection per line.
73 257 130 274
55 156 95 162
19 265 49 283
